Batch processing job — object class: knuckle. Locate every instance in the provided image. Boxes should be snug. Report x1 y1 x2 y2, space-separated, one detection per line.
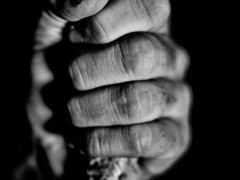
119 34 189 80
120 35 156 78
139 0 171 27
155 81 191 119
159 121 187 159
173 83 191 109
153 81 190 120
156 37 190 79
150 36 185 79
114 83 154 121
114 84 140 121
151 81 179 113
69 56 97 90
129 125 152 155
87 16 109 43
114 86 132 120
144 120 178 158
134 83 153 116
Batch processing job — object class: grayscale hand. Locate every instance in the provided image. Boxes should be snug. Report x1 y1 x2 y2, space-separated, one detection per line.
27 0 192 179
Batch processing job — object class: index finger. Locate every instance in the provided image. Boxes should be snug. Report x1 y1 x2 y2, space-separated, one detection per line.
48 0 109 21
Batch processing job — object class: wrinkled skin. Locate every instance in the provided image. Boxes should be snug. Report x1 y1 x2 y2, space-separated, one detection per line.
17 0 192 180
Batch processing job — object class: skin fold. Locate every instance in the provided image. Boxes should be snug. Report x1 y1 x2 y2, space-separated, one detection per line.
16 0 192 180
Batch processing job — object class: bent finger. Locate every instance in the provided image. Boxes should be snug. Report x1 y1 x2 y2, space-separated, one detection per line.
81 119 182 158
68 81 191 127
69 0 170 43
69 34 188 90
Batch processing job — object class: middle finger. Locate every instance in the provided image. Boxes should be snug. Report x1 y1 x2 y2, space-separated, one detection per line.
68 80 190 127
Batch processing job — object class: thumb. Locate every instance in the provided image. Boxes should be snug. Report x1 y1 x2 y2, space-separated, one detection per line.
34 0 110 50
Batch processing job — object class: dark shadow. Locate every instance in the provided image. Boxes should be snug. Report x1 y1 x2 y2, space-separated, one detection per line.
6 0 202 179
39 21 102 179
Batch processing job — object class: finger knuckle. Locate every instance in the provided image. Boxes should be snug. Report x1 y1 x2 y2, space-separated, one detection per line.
129 125 152 155
114 83 155 122
150 36 188 79
139 0 171 27
69 55 99 90
113 84 141 121
87 16 109 43
158 121 186 159
119 35 156 78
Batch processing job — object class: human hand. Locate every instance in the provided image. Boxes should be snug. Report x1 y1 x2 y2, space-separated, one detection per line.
28 0 192 179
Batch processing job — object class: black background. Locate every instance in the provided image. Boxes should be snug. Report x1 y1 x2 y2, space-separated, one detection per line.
4 0 228 179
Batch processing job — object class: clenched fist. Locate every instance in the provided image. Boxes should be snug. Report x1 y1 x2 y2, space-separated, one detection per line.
25 0 192 180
